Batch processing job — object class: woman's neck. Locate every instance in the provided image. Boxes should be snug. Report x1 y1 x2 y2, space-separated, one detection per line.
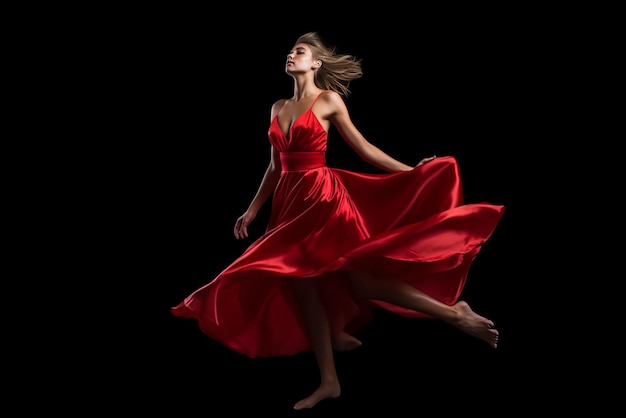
291 77 321 101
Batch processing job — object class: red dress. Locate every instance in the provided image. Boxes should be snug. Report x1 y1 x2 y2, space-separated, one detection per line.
171 94 505 358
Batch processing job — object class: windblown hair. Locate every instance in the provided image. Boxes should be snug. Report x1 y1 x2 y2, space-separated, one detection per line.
295 32 363 97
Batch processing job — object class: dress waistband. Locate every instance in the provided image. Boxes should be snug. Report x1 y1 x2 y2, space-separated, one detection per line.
280 152 326 171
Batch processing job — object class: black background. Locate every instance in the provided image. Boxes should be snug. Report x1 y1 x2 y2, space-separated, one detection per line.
67 10 572 416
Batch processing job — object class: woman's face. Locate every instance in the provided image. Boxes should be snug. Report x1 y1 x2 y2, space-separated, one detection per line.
285 43 317 74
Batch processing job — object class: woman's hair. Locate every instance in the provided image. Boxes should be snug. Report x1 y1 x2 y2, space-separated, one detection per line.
295 32 363 97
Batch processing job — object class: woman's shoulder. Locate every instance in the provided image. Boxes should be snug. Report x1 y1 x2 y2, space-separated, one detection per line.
317 90 345 109
318 89 342 100
317 90 347 113
270 98 289 118
271 98 289 109
318 90 345 107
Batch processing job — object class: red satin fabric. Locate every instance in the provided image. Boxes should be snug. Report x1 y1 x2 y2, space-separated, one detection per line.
172 96 505 358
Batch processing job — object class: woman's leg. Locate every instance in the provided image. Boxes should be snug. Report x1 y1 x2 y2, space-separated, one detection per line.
332 331 362 351
291 279 341 410
348 271 499 348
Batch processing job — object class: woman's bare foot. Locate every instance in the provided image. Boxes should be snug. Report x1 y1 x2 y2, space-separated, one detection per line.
293 382 341 410
448 301 499 348
331 331 362 351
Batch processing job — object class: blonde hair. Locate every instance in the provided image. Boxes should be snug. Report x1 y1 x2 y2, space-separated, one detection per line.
295 32 363 97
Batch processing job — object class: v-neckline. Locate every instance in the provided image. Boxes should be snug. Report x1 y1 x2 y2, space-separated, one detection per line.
276 93 323 139
279 109 309 139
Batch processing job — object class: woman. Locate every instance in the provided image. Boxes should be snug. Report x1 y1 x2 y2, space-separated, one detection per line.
172 31 504 410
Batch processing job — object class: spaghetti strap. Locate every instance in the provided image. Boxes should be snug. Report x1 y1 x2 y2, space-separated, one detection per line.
309 91 325 110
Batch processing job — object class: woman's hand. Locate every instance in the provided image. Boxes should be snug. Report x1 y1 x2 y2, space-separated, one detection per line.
416 155 436 167
234 211 256 239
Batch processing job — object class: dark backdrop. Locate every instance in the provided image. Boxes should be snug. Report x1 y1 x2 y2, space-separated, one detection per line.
94 17 557 416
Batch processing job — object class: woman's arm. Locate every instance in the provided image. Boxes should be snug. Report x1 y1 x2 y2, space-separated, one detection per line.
323 91 414 173
234 145 281 239
234 100 287 239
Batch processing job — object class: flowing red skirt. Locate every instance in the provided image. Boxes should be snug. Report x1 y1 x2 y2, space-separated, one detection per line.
172 156 504 357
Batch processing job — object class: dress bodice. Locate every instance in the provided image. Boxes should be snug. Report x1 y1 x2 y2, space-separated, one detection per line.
267 96 328 153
